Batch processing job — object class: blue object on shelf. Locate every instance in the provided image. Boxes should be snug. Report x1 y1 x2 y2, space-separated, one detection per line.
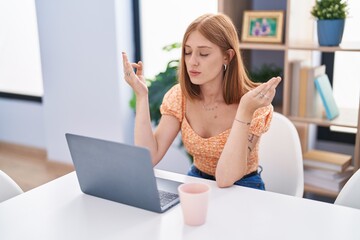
317 19 345 46
314 74 340 120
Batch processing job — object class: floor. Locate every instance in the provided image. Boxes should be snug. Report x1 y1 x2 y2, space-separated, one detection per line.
0 141 337 203
0 141 74 192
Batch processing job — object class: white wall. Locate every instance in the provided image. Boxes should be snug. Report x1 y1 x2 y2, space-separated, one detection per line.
33 0 134 163
0 98 45 148
0 0 45 149
0 0 43 96
0 0 189 174
0 1 135 159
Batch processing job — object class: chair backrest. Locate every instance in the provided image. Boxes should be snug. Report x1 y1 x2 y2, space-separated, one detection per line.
334 168 360 209
259 112 304 197
0 170 23 202
155 145 191 174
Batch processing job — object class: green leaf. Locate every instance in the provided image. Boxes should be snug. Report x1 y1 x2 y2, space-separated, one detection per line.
248 64 283 83
311 0 348 20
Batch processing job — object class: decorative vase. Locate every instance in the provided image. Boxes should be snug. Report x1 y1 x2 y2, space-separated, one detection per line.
317 19 345 46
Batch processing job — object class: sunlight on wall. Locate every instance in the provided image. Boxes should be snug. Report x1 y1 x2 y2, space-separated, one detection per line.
333 0 360 110
0 0 43 96
140 0 218 79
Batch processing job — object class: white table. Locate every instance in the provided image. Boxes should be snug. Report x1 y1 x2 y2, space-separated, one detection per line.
0 169 359 240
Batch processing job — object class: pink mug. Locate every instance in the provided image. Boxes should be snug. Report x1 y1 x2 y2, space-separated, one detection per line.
178 182 210 226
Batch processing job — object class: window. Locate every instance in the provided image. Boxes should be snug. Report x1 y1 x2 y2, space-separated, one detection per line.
139 0 218 79
333 0 360 110
331 0 360 134
0 0 43 97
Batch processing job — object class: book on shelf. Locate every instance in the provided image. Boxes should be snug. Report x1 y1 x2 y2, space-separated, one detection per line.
306 65 325 118
303 150 352 172
289 60 303 116
304 167 353 192
304 165 354 181
298 65 326 118
298 66 307 117
314 74 340 120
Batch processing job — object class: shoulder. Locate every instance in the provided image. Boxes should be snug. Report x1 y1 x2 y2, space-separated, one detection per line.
164 84 182 100
160 84 184 122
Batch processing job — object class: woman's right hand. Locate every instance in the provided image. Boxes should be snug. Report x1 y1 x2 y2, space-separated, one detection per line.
122 52 148 97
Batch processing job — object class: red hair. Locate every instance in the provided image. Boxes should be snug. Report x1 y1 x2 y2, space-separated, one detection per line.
178 13 258 104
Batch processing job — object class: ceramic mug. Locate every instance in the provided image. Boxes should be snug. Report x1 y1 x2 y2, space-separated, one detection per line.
178 182 210 226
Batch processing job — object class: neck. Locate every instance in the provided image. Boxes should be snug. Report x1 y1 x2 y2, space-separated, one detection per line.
200 82 223 104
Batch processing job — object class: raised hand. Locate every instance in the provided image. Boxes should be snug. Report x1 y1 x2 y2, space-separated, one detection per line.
122 52 148 97
239 76 282 114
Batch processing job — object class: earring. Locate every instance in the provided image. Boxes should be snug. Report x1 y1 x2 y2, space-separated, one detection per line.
224 64 227 71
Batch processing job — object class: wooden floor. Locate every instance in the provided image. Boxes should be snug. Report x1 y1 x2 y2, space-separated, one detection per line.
0 141 337 204
0 141 74 192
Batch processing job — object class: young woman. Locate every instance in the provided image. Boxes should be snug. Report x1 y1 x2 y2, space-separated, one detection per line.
122 13 281 190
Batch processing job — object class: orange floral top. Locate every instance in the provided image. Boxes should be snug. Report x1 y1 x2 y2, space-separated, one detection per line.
160 84 273 176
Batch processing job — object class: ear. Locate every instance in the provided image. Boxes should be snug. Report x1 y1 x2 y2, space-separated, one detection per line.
224 49 235 64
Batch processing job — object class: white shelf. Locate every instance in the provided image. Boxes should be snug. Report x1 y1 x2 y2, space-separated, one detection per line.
239 42 360 52
288 42 360 52
289 108 358 129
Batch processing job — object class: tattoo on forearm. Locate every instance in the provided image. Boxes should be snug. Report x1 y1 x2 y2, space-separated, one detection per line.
247 134 255 152
248 134 255 143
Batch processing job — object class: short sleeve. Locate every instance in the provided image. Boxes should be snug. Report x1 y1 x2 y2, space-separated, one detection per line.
160 84 184 123
249 105 273 136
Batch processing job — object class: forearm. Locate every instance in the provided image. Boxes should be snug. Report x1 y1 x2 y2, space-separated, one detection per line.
134 95 159 164
215 109 255 187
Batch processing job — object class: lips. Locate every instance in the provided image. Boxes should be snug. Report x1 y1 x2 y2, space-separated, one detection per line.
189 70 201 77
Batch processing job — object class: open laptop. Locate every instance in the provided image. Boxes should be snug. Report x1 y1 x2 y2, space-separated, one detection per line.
65 133 181 213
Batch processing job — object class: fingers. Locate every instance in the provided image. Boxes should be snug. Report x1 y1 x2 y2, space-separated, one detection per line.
264 77 281 94
122 52 130 68
122 52 133 78
132 61 143 76
122 52 144 78
253 76 281 102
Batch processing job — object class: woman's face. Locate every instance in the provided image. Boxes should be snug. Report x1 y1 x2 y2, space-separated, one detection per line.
184 30 225 86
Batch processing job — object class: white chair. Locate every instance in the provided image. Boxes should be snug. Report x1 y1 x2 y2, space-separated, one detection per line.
259 112 304 197
155 145 191 175
334 168 360 209
0 170 23 202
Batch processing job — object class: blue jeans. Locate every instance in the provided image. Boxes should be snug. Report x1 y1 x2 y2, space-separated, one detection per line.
187 165 265 190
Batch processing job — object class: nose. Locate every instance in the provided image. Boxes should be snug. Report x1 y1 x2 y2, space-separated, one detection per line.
188 53 199 66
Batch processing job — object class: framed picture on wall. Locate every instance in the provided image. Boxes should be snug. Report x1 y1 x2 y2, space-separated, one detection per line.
241 11 284 43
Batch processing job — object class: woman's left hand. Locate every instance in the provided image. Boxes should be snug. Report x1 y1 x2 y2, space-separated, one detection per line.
239 76 282 115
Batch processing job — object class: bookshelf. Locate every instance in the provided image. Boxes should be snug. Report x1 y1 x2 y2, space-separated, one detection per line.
218 0 360 197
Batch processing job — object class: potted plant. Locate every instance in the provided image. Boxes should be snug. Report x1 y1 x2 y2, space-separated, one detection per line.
311 0 348 46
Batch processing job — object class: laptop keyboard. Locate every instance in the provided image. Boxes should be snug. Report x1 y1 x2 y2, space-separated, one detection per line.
158 190 179 207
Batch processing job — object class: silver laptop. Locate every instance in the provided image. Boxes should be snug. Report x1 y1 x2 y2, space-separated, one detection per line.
65 133 181 213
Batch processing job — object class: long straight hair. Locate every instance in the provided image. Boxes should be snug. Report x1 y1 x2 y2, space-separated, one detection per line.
178 13 258 104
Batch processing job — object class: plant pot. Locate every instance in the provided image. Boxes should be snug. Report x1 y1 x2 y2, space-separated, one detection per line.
317 19 345 46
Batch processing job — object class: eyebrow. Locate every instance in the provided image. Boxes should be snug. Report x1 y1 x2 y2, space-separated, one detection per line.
184 45 212 49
